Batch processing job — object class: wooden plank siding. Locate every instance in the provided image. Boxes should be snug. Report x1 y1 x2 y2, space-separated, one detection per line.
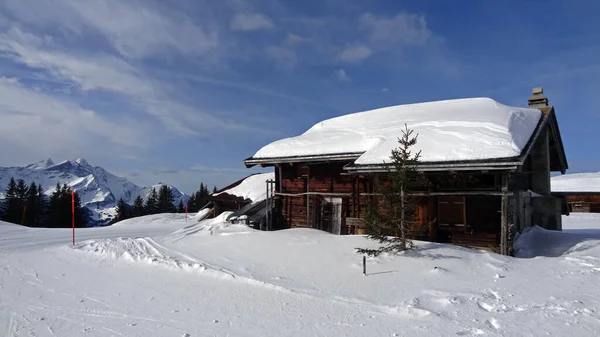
277 162 504 251
564 195 600 213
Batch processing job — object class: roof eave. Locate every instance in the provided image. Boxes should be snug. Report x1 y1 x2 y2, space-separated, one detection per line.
243 152 364 168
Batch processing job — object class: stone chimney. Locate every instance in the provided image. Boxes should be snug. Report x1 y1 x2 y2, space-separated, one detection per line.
528 87 549 108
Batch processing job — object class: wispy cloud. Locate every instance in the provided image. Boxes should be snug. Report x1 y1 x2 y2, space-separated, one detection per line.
0 77 143 165
334 69 351 82
359 12 430 46
338 45 372 63
1 0 219 59
0 26 259 136
230 13 275 31
265 44 299 69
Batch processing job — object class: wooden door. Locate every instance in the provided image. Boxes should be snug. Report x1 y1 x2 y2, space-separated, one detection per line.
321 197 343 235
437 196 466 230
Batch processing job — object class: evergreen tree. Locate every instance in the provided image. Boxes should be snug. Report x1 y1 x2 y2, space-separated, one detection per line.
357 124 423 256
48 183 63 228
1 177 20 224
144 188 159 215
157 185 176 213
36 184 48 227
73 190 87 228
47 184 87 228
187 193 197 213
132 195 144 217
212 186 217 194
115 198 130 221
23 181 38 226
177 200 185 213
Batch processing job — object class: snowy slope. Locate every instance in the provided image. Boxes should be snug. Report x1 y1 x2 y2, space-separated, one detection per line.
1 214 600 336
0 159 188 225
552 172 600 192
251 97 542 164
213 172 275 202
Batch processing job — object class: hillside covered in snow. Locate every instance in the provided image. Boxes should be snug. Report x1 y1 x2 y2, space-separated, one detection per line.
1 211 600 336
552 172 600 192
0 159 188 225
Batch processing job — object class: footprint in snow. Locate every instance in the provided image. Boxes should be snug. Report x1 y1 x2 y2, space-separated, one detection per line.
487 318 501 330
477 302 495 312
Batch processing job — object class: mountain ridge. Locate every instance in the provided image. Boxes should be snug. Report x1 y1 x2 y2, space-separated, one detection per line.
0 158 188 225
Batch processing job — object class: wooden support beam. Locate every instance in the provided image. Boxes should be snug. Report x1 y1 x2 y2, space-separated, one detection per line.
500 174 509 256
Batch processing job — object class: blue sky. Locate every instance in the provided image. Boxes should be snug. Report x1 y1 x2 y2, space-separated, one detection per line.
0 0 598 193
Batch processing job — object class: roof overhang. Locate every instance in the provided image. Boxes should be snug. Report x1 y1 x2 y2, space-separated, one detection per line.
244 152 363 168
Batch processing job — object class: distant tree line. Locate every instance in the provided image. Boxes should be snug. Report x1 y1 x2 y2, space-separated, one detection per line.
112 183 217 224
0 177 88 228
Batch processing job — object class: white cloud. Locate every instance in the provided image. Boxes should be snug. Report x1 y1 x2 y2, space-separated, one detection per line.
230 13 274 31
381 88 389 92
0 77 144 166
265 45 298 69
335 69 351 82
0 27 154 97
338 45 372 63
283 33 309 46
1 0 219 59
360 12 431 46
0 26 257 137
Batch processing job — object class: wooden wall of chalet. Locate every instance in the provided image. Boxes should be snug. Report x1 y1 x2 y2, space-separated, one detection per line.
278 162 503 249
279 162 360 229
565 195 600 213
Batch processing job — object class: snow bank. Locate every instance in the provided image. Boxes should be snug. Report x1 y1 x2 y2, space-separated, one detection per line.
3 213 600 336
213 172 274 202
514 214 600 258
252 97 542 164
552 172 600 192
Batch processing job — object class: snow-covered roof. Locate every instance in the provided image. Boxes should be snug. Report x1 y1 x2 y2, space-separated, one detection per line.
552 172 600 193
212 172 274 202
250 98 542 165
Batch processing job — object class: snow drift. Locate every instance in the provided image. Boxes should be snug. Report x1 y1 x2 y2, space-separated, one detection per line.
251 97 542 164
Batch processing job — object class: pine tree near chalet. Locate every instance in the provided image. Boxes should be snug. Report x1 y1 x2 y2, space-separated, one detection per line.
357 124 423 256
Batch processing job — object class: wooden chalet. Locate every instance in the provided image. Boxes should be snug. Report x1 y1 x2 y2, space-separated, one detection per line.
243 88 569 255
552 193 600 213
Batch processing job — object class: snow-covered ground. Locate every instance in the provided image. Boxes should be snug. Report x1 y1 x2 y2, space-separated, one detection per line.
1 214 600 336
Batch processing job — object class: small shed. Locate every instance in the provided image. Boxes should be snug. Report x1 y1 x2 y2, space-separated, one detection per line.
552 172 600 213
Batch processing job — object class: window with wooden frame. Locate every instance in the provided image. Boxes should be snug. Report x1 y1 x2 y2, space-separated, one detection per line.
437 196 466 230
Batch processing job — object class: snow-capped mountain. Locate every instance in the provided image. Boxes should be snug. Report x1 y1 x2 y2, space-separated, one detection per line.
0 158 188 225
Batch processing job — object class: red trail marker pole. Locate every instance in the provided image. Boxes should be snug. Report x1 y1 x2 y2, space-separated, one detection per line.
72 190 75 245
185 204 188 222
